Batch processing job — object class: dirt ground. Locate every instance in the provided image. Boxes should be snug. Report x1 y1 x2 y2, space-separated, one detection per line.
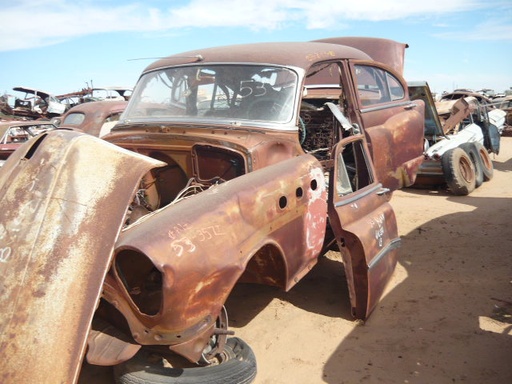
80 137 512 384
229 136 512 384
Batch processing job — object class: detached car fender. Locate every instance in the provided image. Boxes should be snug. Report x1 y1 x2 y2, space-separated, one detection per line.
0 130 164 384
105 154 327 362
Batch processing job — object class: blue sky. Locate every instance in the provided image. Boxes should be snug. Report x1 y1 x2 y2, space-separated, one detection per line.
1 0 511 97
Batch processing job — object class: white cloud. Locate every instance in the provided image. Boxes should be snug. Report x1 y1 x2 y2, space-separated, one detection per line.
0 1 147 51
434 17 512 41
0 0 506 51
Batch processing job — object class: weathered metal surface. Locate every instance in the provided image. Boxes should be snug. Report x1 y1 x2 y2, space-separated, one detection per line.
329 136 400 319
86 318 141 366
333 197 400 319
104 154 327 362
98 37 425 366
314 37 409 75
143 41 371 73
361 104 425 190
59 100 127 137
0 130 164 384
438 97 483 135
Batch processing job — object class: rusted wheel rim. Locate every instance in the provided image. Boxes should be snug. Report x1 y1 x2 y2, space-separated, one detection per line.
478 147 492 170
459 156 475 183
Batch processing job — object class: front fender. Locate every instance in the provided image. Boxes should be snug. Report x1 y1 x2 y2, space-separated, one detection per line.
0 130 164 384
107 154 327 361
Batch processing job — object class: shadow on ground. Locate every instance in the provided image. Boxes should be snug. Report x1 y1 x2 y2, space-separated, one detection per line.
321 192 512 384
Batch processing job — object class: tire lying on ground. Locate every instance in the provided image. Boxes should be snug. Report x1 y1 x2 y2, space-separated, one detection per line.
459 142 484 188
441 147 476 195
474 141 494 181
113 337 257 384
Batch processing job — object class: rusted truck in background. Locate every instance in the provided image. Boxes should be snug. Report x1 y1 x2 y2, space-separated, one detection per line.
0 37 425 384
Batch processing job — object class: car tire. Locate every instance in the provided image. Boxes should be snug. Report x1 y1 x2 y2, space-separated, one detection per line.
459 143 484 188
441 147 476 195
113 337 257 384
474 142 494 181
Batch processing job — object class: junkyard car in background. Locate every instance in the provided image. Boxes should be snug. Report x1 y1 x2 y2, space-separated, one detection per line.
0 119 56 166
436 89 494 113
11 86 67 119
495 95 512 135
0 37 426 384
90 87 133 101
409 82 502 195
56 100 127 137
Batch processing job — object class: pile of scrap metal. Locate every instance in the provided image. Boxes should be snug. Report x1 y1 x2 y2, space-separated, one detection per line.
8 86 133 121
11 87 67 119
410 82 506 195
0 120 57 166
55 87 94 111
0 96 13 117
494 95 512 136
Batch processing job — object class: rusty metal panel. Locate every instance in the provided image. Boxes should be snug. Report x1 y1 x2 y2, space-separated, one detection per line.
363 106 425 190
105 154 327 362
143 41 372 74
0 130 164 384
438 97 476 134
313 37 409 75
59 100 127 137
329 136 400 320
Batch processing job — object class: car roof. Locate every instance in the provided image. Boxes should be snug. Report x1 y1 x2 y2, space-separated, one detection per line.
143 41 372 74
61 100 128 117
59 100 128 135
12 87 52 98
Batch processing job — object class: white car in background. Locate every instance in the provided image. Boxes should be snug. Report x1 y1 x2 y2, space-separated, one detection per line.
410 82 503 195
12 86 66 118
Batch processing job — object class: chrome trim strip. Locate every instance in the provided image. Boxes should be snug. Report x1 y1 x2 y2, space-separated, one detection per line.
368 237 402 270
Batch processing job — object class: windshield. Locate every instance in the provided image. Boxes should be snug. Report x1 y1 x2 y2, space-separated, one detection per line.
122 65 298 125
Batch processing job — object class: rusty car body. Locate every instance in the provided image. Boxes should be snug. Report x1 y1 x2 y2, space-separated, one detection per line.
56 100 128 137
0 37 425 383
0 119 56 166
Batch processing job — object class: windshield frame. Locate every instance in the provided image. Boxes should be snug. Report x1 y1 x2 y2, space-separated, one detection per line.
120 63 302 131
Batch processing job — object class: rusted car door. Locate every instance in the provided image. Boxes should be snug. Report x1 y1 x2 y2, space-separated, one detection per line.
327 134 401 320
0 130 164 384
348 62 425 191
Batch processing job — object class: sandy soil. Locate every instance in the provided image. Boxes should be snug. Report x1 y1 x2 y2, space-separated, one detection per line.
80 137 512 384
229 137 512 384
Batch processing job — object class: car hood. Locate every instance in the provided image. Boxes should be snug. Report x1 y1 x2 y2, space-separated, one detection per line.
0 130 164 383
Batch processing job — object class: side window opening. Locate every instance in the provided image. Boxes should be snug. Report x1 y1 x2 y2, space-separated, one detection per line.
300 62 346 161
387 72 405 101
336 139 374 196
355 65 405 106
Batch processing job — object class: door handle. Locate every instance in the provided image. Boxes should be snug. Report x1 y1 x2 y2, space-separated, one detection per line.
404 103 417 110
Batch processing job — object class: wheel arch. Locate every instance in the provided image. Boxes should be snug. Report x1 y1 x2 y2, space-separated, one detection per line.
238 241 288 290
